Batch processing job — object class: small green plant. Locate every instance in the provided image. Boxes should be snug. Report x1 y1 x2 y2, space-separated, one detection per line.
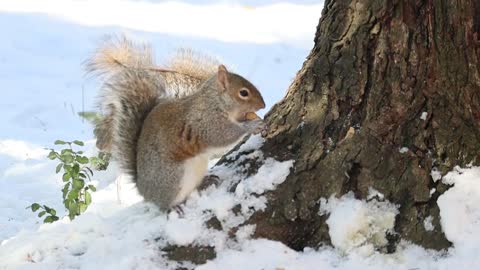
27 203 59 223
28 139 109 223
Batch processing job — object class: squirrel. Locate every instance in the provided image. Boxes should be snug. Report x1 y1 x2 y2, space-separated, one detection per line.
86 35 266 210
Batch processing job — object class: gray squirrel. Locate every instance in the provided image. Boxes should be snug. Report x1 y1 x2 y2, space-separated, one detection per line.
86 36 266 210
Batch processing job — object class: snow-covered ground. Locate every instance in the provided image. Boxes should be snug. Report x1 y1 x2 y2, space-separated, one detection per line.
1 1 480 269
1 135 480 269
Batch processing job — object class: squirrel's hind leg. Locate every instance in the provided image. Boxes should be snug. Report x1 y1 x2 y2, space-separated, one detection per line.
137 157 183 211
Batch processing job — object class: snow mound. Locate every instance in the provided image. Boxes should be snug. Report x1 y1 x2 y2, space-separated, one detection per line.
438 166 480 254
319 192 399 255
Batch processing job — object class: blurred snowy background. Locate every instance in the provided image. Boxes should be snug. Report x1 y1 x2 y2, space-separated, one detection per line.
0 0 323 147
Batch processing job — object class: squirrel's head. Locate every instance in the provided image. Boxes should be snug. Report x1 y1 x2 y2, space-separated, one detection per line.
215 65 265 121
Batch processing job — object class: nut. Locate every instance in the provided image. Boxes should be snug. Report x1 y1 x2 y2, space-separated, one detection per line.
245 112 261 121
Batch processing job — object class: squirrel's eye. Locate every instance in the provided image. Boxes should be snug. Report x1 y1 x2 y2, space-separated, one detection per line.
239 89 249 98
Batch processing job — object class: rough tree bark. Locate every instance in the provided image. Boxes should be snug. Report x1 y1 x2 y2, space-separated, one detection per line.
166 0 480 261
235 0 479 251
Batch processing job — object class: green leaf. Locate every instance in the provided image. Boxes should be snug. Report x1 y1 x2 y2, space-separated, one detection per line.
73 140 84 146
54 140 67 145
68 202 78 213
30 203 40 212
55 163 63 174
83 171 92 181
68 202 78 217
43 205 51 212
44 216 59 223
62 183 70 199
85 191 92 205
63 164 72 173
62 172 71 182
76 156 89 164
67 190 79 201
44 216 53 223
48 151 57 160
47 208 56 216
38 211 46 217
62 154 74 164
61 149 73 155
64 198 70 209
84 167 94 177
88 185 97 192
79 203 88 213
72 164 80 175
73 179 85 190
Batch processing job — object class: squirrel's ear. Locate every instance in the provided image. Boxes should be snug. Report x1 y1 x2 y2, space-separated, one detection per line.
217 65 229 91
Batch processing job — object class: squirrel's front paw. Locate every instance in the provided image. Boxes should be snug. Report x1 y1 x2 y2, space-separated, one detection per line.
243 119 267 134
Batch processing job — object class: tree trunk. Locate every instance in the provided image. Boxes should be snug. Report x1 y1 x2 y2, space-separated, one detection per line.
225 0 479 251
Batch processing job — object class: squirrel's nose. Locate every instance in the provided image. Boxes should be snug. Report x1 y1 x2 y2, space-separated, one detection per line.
258 98 266 110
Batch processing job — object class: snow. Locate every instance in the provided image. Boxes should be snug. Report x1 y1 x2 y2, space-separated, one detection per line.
431 167 442 182
230 134 265 156
1 203 168 269
438 167 480 246
235 157 293 195
420 111 428 121
319 193 399 255
0 140 63 241
0 140 48 161
0 0 323 47
367 187 385 200
398 147 409 154
196 239 299 270
424 215 434 231
164 211 204 246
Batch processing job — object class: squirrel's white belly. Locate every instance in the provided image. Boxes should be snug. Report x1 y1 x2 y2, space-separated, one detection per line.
172 142 241 206
172 154 208 205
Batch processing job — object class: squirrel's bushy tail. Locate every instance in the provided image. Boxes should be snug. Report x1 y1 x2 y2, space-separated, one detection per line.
86 35 220 178
86 35 155 75
87 36 162 176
